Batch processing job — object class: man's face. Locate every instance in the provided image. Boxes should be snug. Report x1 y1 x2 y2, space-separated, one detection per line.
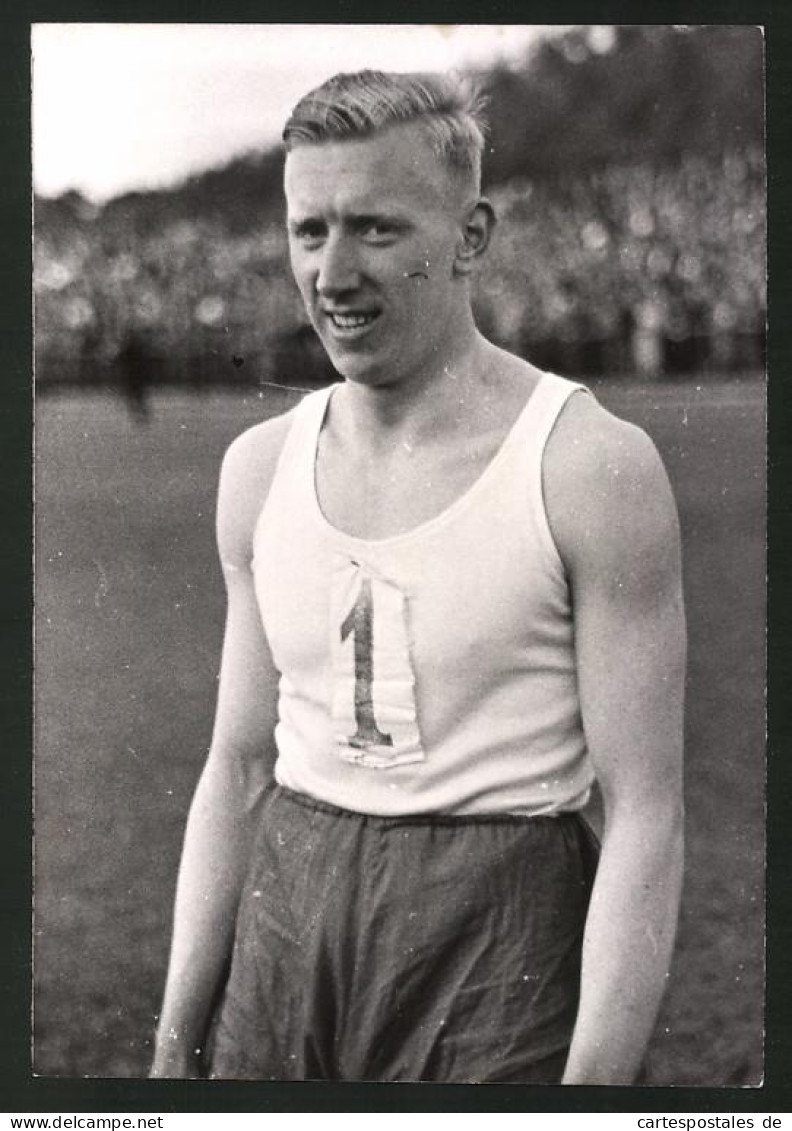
284 122 472 388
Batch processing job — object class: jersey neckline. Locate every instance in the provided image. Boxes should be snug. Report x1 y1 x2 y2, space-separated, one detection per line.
307 370 552 550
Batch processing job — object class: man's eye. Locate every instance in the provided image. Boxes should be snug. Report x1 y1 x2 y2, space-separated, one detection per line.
361 222 396 242
292 225 325 247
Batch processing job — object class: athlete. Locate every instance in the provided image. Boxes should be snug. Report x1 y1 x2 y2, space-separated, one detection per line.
150 71 686 1084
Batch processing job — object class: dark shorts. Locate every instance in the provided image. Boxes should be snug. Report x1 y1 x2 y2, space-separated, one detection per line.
209 783 599 1083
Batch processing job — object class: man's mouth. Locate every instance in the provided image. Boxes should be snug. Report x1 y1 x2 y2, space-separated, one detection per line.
324 310 381 335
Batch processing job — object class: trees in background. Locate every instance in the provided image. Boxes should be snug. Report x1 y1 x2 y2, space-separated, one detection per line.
483 25 763 184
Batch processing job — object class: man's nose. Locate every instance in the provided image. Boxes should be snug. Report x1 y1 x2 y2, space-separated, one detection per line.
316 234 360 296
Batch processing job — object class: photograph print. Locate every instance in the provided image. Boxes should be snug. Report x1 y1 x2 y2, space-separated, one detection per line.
32 23 765 1085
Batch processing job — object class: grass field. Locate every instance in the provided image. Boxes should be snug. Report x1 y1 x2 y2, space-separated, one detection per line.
33 377 766 1084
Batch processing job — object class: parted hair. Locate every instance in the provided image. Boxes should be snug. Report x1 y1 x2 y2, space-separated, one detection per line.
282 70 488 186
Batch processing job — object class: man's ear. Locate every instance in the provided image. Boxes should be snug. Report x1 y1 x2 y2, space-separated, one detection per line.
454 198 496 277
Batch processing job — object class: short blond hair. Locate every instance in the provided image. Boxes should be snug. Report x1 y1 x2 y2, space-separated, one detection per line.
283 70 488 187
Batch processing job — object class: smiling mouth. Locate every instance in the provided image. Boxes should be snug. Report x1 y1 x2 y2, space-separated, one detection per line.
324 310 381 335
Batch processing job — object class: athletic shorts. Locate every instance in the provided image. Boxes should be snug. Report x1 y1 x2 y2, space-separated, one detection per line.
208 782 599 1083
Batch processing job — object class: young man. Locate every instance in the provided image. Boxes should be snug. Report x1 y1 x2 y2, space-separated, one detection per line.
151 71 685 1084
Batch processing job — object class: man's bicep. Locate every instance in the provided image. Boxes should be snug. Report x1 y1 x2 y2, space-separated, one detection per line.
574 569 686 812
206 412 293 773
549 410 686 811
208 568 280 784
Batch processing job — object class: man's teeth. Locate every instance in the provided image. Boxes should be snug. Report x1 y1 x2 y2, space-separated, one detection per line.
330 312 377 329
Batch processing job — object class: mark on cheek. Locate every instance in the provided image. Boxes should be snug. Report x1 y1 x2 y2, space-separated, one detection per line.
405 271 429 280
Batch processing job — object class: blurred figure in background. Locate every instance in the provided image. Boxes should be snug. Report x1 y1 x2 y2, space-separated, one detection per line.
117 327 152 423
151 70 686 1084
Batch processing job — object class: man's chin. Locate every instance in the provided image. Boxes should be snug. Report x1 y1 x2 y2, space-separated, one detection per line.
324 350 386 387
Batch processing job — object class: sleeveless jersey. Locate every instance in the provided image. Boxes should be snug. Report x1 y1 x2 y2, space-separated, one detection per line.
251 370 595 817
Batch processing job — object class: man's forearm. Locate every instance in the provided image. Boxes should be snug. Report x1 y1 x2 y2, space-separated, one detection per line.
562 805 684 1085
151 759 266 1076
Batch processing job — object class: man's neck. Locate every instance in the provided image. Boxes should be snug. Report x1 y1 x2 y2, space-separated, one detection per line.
331 331 504 451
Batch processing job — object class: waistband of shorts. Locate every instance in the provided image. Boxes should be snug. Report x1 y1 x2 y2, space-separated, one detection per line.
268 781 586 831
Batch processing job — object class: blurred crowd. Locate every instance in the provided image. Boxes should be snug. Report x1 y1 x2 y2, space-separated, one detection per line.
478 148 765 377
34 147 765 394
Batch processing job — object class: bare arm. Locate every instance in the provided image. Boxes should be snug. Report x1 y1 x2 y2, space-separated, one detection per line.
545 394 686 1085
150 414 292 1078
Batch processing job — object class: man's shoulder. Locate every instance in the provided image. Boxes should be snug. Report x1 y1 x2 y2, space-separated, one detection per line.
547 387 663 496
544 386 678 573
222 400 302 486
216 399 304 566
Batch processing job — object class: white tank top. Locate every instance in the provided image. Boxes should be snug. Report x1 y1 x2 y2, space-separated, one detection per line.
252 371 595 816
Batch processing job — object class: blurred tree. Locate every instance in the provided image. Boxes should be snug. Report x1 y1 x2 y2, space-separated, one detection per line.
98 148 286 240
483 25 764 184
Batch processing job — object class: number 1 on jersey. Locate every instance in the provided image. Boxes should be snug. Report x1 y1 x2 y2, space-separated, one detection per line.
340 577 394 749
